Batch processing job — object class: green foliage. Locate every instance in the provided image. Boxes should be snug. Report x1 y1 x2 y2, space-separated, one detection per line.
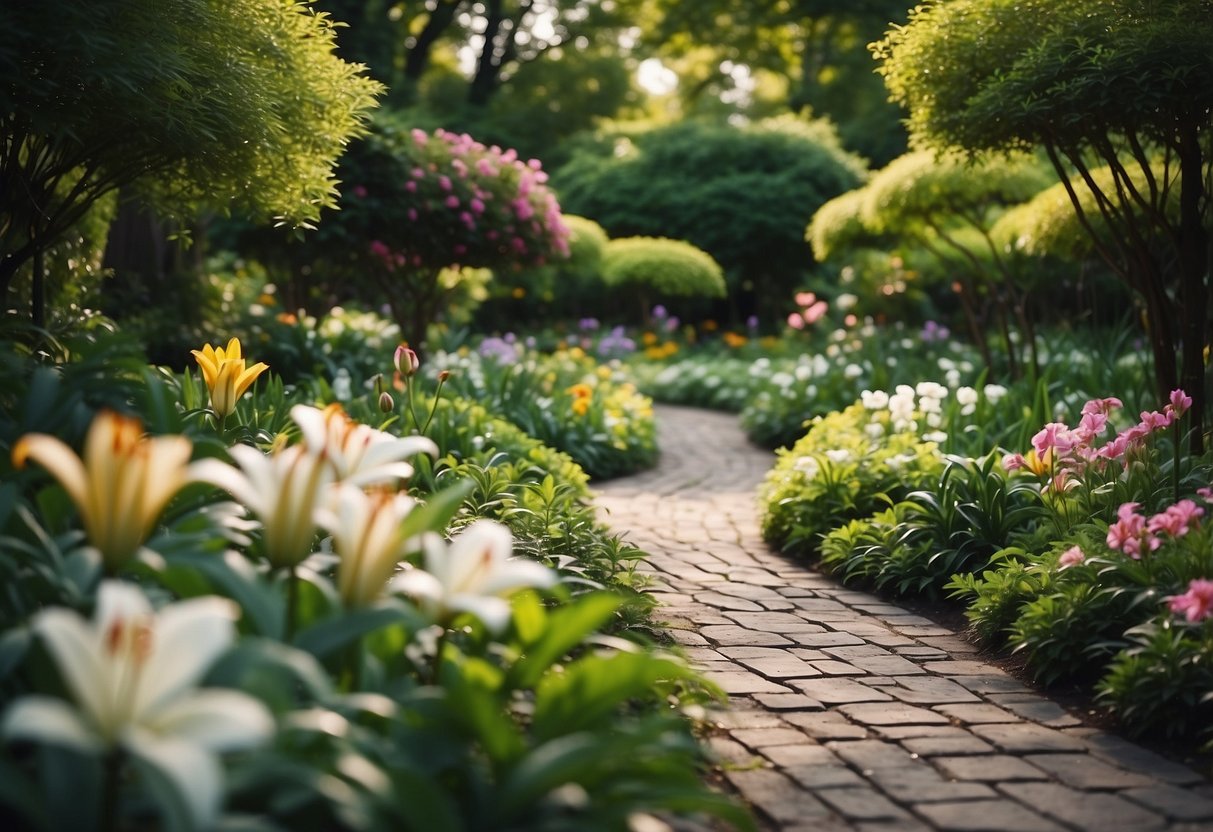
0 0 383 299
601 236 726 304
554 117 867 313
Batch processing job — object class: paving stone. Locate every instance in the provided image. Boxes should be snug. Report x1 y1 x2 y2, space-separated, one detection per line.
752 692 825 711
1122 783 1213 821
731 727 812 749
787 632 867 648
822 644 893 659
970 723 1089 754
782 711 870 740
915 635 982 654
1081 733 1207 785
693 592 765 612
815 787 915 821
986 695 1081 727
667 629 710 646
846 654 928 675
838 703 951 726
789 677 894 703
950 674 1032 695
789 598 851 613
934 703 1022 725
707 736 762 766
724 611 827 633
900 734 997 757
730 653 823 680
873 725 973 741
922 660 1002 675
785 764 868 789
809 659 866 676
1022 753 1157 789
704 670 792 694
829 739 919 771
762 743 836 767
866 764 999 803
914 799 1066 831
723 768 835 824
699 625 791 646
999 781 1167 831
710 708 785 730
887 676 982 704
932 755 1050 782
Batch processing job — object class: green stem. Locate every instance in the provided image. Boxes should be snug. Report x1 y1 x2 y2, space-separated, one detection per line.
420 376 448 436
430 628 449 685
404 379 422 433
285 564 298 641
343 640 363 692
1173 418 1182 505
100 750 123 832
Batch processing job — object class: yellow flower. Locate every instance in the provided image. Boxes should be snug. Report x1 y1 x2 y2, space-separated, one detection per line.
571 398 590 416
642 332 658 346
703 319 718 332
12 411 198 569
723 332 748 348
191 337 269 418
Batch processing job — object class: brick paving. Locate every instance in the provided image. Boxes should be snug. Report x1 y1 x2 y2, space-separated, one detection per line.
595 405 1213 832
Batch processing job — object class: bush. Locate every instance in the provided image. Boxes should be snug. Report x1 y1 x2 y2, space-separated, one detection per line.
601 236 726 317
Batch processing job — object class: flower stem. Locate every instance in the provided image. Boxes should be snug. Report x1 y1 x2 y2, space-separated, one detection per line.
420 375 448 437
430 628 449 685
100 750 123 832
285 564 298 642
1173 420 1182 504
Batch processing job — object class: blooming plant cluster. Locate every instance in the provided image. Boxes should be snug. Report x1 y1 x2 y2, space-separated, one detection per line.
0 330 745 831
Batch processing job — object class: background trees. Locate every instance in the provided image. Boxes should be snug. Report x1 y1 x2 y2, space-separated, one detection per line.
0 0 382 319
875 0 1213 445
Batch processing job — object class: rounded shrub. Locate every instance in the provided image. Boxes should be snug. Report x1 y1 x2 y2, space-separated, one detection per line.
601 237 726 311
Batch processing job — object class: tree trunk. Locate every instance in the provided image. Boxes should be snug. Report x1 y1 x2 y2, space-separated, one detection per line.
1176 120 1208 453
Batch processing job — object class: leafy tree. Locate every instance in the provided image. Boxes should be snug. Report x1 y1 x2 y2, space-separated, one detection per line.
646 0 913 163
555 116 866 320
875 0 1213 447
0 0 383 316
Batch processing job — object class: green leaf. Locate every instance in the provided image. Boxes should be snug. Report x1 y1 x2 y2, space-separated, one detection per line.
399 480 476 542
293 601 422 660
507 592 622 689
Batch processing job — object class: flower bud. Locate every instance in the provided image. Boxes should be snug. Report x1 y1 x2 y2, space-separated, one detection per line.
394 344 420 377
378 391 395 413
437 370 451 382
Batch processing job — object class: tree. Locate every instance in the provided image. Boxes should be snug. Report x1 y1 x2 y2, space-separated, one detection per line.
874 0 1213 448
646 0 913 163
0 0 382 317
554 116 866 321
293 119 570 348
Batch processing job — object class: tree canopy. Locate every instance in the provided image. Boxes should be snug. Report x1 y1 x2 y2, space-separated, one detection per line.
0 0 383 305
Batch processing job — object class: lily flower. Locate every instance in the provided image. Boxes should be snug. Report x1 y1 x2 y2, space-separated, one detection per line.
191 337 269 418
192 443 334 568
12 410 198 570
393 520 557 633
2 581 273 830
291 404 436 487
322 484 421 607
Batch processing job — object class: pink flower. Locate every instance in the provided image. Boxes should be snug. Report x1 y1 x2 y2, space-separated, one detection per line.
411 128 428 145
404 180 418 193
1167 389 1192 419
1106 503 1161 559
1147 500 1204 538
1139 409 1174 431
1081 397 1123 417
439 175 452 192
470 198 485 215
394 344 419 377
411 167 426 179
787 312 806 330
1058 546 1086 569
1002 452 1026 472
1167 578 1213 622
513 198 534 221
352 185 368 199
1076 410 1108 442
794 291 817 307
802 300 829 325
1197 486 1213 503
1095 433 1130 461
406 208 418 222
1031 423 1078 457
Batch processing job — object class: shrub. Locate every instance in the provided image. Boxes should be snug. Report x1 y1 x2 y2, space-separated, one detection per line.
601 237 726 317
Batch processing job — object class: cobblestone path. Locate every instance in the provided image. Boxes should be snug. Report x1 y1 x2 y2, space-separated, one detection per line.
594 405 1213 832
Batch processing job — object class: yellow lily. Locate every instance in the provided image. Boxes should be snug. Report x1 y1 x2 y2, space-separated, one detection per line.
191 337 269 418
12 411 197 569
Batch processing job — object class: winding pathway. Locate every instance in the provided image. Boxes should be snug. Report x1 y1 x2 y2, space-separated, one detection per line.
595 405 1213 832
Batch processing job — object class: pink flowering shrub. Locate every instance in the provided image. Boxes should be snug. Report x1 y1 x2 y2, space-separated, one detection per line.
310 119 571 347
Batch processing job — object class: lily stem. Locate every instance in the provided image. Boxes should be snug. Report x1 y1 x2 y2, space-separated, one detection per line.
100 749 123 832
285 564 298 642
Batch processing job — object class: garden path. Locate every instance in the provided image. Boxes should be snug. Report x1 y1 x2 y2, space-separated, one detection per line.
594 405 1213 832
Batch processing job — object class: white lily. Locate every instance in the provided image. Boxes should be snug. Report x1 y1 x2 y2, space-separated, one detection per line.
12 410 199 569
392 520 557 633
192 443 335 568
322 483 421 607
2 581 273 830
291 403 437 487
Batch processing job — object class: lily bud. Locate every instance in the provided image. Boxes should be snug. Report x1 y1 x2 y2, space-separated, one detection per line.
379 391 395 413
394 344 420 377
438 370 451 382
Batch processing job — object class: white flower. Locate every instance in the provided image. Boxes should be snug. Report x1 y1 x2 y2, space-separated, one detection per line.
824 449 853 464
2 582 273 830
835 293 858 311
332 369 352 401
193 443 334 568
11 410 202 569
861 389 889 411
919 396 942 415
926 412 942 428
915 381 948 401
794 364 812 382
843 363 863 379
322 484 420 608
792 456 820 479
392 520 556 633
770 372 793 389
864 422 885 440
291 403 436 487
983 384 1008 404
945 369 961 387
923 431 949 444
889 391 916 422
957 386 979 416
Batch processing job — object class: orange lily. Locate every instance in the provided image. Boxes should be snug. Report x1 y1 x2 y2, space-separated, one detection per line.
191 337 269 418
